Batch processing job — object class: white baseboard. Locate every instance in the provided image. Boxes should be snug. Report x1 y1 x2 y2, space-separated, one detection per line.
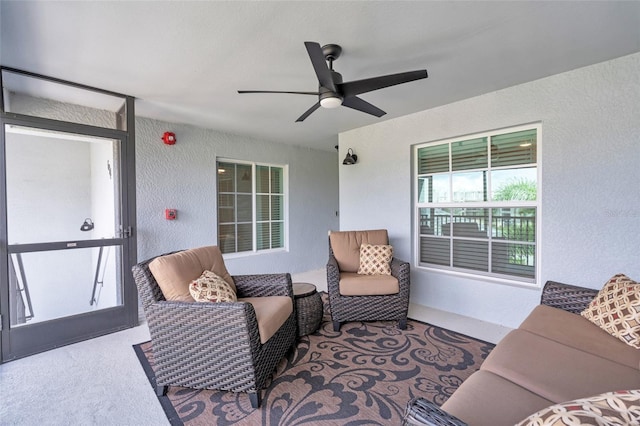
291 268 512 344
409 303 512 344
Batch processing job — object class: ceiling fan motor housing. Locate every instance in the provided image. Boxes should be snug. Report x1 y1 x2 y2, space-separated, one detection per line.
322 44 342 62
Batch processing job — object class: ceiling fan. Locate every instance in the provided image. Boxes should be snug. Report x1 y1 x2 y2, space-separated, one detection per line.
238 42 428 122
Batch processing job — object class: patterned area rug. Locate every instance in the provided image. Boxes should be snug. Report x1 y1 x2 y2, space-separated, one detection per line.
133 295 493 425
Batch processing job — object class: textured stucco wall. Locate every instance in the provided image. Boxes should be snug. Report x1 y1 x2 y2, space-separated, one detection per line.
338 52 640 328
135 117 339 275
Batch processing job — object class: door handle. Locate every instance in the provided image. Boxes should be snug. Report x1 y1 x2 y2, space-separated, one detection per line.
118 226 133 238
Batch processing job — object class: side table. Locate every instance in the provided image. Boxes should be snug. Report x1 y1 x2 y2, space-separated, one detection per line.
293 282 323 336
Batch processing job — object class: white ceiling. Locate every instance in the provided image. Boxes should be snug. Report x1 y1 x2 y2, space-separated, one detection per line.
1 1 639 151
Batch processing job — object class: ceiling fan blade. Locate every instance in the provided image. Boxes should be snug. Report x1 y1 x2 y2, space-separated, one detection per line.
295 102 321 122
339 70 428 98
238 90 319 95
342 96 386 118
304 42 336 92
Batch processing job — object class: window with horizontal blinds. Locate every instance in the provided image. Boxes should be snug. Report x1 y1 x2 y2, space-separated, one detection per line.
256 165 284 250
415 125 540 284
217 160 287 255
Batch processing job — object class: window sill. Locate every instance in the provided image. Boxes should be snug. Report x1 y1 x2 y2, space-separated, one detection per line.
222 247 288 260
416 265 541 290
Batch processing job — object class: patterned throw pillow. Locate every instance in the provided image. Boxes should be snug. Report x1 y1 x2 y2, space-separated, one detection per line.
357 244 393 275
515 389 640 426
189 270 237 303
580 273 640 349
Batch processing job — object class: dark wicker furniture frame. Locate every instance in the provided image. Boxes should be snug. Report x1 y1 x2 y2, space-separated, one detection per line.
327 236 411 331
402 280 599 425
293 283 323 336
132 252 297 409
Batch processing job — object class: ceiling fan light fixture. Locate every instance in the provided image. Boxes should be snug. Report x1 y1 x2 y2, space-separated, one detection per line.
320 95 343 109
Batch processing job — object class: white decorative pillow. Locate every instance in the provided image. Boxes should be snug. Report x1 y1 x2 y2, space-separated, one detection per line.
580 273 640 349
357 244 393 275
516 389 640 426
189 270 237 303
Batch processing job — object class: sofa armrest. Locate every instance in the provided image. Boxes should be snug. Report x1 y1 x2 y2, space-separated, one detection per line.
233 273 293 298
403 397 468 426
540 281 599 314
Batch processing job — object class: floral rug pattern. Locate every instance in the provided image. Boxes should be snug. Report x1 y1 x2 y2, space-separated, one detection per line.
134 295 493 425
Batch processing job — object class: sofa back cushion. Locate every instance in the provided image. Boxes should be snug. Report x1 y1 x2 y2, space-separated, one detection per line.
329 229 389 273
149 246 235 302
481 329 640 404
520 304 640 370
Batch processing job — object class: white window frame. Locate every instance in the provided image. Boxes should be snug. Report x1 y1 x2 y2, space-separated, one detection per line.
216 158 289 258
413 123 542 288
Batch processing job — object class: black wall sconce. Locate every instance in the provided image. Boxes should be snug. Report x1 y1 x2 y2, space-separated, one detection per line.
342 148 358 165
80 218 94 231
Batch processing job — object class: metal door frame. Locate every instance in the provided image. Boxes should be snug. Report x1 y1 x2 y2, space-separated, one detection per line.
0 69 137 362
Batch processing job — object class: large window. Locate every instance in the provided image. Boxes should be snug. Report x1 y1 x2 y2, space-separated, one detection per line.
414 124 540 284
217 160 287 255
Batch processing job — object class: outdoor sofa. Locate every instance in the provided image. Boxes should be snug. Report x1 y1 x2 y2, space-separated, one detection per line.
403 277 640 425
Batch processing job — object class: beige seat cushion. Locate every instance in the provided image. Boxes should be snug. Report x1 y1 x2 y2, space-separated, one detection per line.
149 246 235 302
329 229 389 272
339 272 399 296
441 370 554 426
520 304 640 370
239 296 293 344
481 329 640 404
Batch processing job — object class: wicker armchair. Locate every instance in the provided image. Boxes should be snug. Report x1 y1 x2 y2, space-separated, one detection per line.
327 229 410 331
402 280 600 425
132 248 297 409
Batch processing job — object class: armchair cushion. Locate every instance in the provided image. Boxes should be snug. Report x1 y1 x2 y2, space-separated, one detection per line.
149 246 235 302
239 296 293 344
357 243 393 275
339 272 399 296
189 270 237 303
329 229 389 272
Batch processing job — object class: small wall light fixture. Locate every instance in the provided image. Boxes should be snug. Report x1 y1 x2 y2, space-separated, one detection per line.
342 148 358 165
80 218 94 231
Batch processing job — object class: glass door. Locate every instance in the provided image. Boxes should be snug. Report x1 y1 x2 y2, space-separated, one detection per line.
1 123 137 361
